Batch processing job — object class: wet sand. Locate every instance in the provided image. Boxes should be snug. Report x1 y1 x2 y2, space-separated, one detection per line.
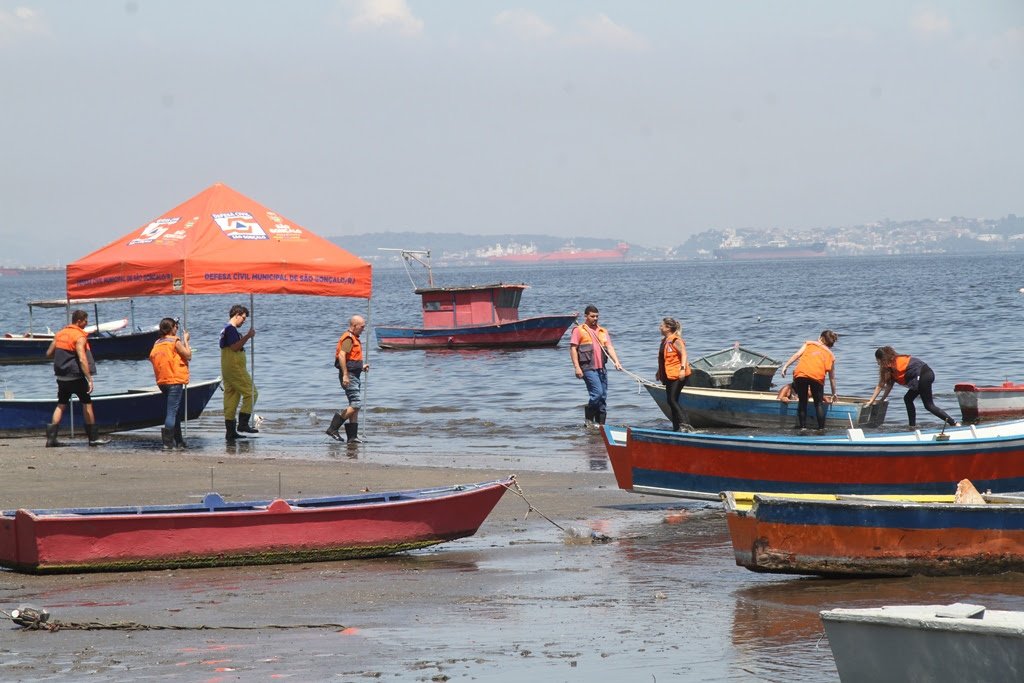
3 436 1024 682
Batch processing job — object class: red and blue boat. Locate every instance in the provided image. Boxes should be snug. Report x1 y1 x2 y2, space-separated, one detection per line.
722 489 1024 577
955 380 1024 423
602 420 1024 501
0 477 511 573
374 250 575 350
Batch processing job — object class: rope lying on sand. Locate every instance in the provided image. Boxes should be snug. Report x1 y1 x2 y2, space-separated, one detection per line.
501 475 612 544
2 607 347 632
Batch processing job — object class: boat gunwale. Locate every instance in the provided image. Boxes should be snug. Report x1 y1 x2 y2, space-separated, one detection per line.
0 377 222 405
374 313 577 335
625 422 1024 450
2 478 513 520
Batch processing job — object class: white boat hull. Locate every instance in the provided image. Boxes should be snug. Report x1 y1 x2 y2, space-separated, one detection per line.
821 603 1024 683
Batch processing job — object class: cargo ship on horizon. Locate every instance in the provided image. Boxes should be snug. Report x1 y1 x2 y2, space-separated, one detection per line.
714 242 827 261
485 242 629 265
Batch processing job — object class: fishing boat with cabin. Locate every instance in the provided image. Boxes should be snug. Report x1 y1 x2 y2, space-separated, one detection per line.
374 249 576 350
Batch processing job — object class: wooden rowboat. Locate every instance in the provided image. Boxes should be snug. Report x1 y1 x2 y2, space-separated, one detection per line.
689 345 781 391
821 603 1024 683
0 478 512 573
602 420 1024 500
955 380 1024 423
721 490 1024 577
643 382 888 429
0 377 222 437
0 298 160 365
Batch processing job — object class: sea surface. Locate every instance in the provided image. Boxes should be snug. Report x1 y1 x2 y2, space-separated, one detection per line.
3 254 1024 467
2 254 1024 681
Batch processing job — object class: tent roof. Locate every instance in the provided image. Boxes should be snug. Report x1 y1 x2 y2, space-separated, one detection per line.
66 183 371 299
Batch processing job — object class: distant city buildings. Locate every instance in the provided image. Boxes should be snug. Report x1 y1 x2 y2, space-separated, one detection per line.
677 214 1024 260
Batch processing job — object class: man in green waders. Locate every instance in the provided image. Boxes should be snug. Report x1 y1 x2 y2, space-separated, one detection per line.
219 304 258 440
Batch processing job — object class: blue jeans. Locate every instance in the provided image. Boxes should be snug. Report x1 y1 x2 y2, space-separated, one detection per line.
582 368 608 415
160 384 185 431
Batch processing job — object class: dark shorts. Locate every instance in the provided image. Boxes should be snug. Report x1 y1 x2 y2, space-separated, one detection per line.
339 371 362 409
56 377 92 404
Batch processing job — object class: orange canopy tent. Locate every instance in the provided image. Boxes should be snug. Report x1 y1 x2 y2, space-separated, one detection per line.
66 182 371 300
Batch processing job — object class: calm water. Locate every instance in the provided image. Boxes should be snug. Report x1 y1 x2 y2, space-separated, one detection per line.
2 254 1024 681
2 254 1023 468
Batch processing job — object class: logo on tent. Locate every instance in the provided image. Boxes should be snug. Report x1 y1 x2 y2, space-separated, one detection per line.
129 218 180 245
214 212 269 240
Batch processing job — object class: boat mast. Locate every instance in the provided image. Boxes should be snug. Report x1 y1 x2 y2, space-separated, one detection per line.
379 248 433 289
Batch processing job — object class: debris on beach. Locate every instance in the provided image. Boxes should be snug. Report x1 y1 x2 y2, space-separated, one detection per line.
563 526 612 545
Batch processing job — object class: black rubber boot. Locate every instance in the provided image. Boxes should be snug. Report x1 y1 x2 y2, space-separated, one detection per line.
596 410 607 425
237 412 259 433
225 419 246 441
584 406 595 426
326 412 345 441
173 423 187 449
344 422 363 444
86 424 110 446
161 428 175 450
45 423 64 448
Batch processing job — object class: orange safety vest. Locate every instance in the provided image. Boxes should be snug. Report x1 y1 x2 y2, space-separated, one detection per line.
661 334 692 381
336 331 363 363
53 324 95 378
891 355 912 385
54 324 89 352
793 340 835 382
575 324 610 370
149 336 189 385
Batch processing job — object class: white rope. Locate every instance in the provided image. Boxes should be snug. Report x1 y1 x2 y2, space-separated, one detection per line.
619 366 658 393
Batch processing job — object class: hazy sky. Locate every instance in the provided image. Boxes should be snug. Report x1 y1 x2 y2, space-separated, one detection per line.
1 1 1021 265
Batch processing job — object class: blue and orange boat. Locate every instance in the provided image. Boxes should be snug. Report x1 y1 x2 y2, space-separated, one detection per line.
722 488 1024 576
602 420 1024 500
374 250 576 350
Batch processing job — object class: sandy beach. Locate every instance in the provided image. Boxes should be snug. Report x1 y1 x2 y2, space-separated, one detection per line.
2 436 734 682
5 435 1022 682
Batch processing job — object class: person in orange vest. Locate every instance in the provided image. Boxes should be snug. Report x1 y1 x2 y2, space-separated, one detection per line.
149 317 193 450
655 317 692 432
867 346 958 427
326 315 370 444
44 309 108 446
569 305 623 426
780 329 839 431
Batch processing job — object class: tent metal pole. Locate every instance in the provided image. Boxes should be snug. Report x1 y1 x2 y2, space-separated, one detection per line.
182 292 188 440
249 293 256 420
362 296 371 431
